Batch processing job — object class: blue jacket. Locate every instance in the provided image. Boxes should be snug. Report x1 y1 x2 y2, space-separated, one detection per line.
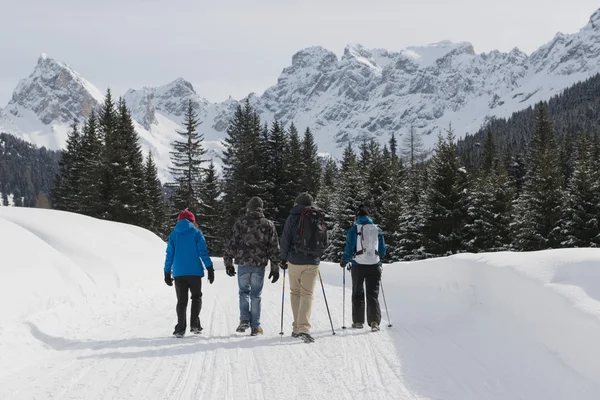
343 216 386 265
164 219 213 277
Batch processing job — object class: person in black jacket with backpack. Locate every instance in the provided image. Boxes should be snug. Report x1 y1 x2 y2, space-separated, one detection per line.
280 192 327 343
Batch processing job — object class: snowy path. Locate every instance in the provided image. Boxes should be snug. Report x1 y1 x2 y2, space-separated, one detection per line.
4 261 600 399
0 270 418 400
3 208 600 399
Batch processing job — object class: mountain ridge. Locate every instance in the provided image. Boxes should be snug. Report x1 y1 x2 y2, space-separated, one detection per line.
1 7 599 178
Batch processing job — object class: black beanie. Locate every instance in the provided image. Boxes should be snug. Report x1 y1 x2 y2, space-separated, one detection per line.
356 204 369 217
246 196 264 211
295 192 313 206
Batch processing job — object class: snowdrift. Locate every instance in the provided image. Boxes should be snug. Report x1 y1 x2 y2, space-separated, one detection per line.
2 207 600 399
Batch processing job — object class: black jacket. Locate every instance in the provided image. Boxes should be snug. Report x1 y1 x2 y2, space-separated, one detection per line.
280 205 324 266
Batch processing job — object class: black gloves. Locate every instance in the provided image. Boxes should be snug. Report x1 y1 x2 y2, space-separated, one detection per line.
164 271 173 286
226 265 236 277
268 269 280 283
207 267 215 284
340 260 347 268
280 260 288 270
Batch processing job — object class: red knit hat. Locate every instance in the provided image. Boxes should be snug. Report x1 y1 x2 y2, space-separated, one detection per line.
177 209 195 224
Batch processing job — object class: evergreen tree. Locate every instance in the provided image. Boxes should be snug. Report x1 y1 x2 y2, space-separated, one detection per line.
103 98 146 225
562 132 600 247
325 144 364 261
401 126 426 168
301 127 321 197
560 133 575 187
99 89 118 218
512 104 565 250
284 123 305 202
221 100 264 236
482 127 495 174
144 152 167 236
51 120 82 212
168 99 207 216
265 121 289 231
317 157 339 259
78 111 103 218
198 160 224 254
420 128 468 256
462 160 513 252
392 167 425 261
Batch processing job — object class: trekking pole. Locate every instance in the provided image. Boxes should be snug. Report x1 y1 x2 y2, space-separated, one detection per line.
342 266 347 330
318 270 336 335
279 269 286 336
380 279 393 328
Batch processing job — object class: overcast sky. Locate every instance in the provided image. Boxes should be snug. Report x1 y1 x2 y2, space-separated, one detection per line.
0 0 598 105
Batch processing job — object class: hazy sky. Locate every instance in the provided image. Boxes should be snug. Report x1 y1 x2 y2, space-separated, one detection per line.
0 0 598 105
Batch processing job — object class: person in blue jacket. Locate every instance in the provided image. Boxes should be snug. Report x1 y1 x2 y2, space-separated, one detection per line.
340 205 386 331
164 209 214 338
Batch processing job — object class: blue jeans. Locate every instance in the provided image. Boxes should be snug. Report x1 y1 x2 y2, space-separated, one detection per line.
238 265 266 329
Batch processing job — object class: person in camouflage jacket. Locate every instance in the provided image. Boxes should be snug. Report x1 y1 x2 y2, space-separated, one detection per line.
224 196 281 335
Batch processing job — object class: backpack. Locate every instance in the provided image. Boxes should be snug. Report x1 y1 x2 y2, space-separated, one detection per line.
354 224 380 265
294 207 327 256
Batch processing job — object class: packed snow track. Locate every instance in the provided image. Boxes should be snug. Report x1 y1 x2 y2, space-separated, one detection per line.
2 207 600 399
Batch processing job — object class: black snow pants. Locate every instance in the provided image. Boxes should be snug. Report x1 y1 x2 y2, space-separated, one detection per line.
174 276 203 334
351 264 382 326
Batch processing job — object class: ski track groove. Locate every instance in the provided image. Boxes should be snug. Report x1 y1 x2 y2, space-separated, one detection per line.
3 275 423 400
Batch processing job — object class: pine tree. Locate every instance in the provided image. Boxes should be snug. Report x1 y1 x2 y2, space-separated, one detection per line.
144 152 167 236
78 111 103 218
462 160 513 252
221 100 264 235
103 98 146 225
198 160 224 254
482 127 495 174
512 104 565 250
168 99 207 216
99 89 118 218
284 123 305 202
401 126 426 168
393 167 425 261
51 120 82 212
420 128 468 256
301 127 321 197
221 104 245 231
562 132 600 247
317 157 339 260
560 133 575 187
325 144 365 261
265 121 289 231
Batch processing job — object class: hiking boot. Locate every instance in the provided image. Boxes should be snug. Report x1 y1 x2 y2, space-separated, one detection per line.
352 322 364 329
173 332 185 338
191 327 203 335
370 322 380 332
298 332 315 343
291 332 300 338
250 327 263 336
236 321 250 333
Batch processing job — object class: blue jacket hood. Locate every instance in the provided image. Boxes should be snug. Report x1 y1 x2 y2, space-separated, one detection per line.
174 219 195 232
355 216 374 225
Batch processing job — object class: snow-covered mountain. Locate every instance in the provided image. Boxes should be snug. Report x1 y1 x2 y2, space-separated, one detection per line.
2 8 600 176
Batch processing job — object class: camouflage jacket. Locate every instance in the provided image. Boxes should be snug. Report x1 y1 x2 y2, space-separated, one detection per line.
224 210 280 270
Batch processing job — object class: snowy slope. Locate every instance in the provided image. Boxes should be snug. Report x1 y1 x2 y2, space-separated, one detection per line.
2 207 600 399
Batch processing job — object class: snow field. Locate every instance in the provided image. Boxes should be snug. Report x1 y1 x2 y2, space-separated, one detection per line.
1 207 600 399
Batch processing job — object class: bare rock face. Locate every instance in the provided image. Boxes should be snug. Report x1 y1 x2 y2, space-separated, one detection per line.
5 54 104 125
